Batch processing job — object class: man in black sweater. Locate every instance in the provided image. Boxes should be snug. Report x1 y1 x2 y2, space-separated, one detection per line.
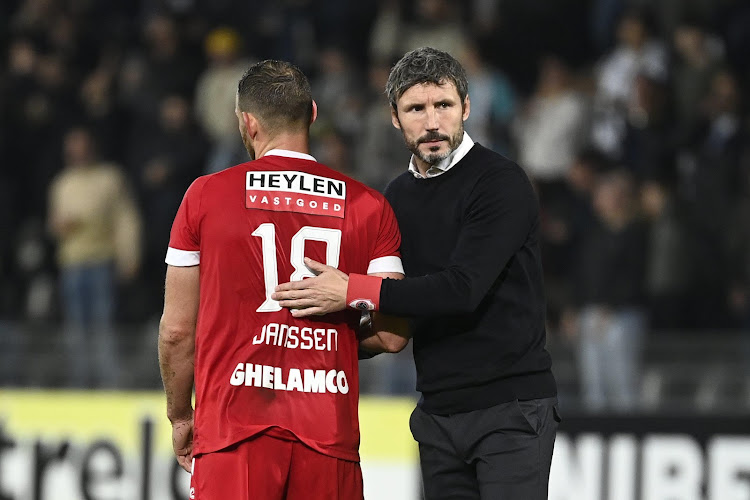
273 47 559 499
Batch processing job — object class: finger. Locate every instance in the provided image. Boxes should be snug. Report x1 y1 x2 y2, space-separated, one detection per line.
274 282 301 292
272 290 314 301
277 298 319 309
271 290 305 300
178 455 192 473
275 278 315 292
291 306 327 318
303 257 330 273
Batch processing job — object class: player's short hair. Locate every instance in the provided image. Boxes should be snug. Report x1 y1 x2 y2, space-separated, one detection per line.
385 47 468 111
237 60 313 133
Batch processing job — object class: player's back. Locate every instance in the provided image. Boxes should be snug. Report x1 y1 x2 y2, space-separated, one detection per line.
167 150 401 462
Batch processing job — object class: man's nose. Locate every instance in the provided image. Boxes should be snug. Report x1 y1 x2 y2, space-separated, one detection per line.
425 108 439 130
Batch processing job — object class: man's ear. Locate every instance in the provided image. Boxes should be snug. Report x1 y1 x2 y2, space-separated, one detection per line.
311 100 318 125
390 106 401 130
462 95 471 122
242 111 259 139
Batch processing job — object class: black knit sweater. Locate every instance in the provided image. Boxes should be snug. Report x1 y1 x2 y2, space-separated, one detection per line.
381 144 557 414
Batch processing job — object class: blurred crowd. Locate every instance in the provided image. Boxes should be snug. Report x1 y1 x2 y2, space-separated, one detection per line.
2 0 750 403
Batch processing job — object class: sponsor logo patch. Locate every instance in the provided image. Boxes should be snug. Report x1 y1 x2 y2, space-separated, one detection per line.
246 171 346 218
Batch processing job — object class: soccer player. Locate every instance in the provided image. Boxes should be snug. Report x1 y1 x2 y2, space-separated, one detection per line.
272 47 559 500
158 60 406 500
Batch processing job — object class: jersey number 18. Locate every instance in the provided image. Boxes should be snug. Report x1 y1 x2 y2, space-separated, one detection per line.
252 223 342 313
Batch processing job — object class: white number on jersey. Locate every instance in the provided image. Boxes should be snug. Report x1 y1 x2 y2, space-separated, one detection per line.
252 223 342 312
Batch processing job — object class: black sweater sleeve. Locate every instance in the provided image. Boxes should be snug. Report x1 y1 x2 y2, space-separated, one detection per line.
379 166 536 316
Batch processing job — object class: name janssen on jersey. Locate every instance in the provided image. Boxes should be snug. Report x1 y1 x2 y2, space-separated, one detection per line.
252 322 339 352
230 363 349 394
246 171 346 199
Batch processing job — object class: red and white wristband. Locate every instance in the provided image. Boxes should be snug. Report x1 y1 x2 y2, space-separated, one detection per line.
346 274 383 311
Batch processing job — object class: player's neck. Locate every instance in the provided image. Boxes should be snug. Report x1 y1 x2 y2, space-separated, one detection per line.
255 133 311 159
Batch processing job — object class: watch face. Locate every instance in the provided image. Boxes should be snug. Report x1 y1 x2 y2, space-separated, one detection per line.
349 299 376 311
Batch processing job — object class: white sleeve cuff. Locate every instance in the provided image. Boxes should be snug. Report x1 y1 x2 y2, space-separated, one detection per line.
166 247 200 266
367 255 404 275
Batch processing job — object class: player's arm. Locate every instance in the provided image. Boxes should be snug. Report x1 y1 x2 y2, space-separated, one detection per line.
358 272 410 354
158 264 199 473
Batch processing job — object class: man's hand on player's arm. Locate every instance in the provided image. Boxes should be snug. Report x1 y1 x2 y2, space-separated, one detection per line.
159 264 199 473
272 257 350 316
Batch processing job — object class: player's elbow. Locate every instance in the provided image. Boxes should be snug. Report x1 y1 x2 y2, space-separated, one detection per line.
158 315 195 347
381 334 408 353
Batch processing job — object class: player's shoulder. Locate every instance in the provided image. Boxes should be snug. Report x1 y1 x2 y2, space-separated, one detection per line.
192 160 253 190
185 170 220 194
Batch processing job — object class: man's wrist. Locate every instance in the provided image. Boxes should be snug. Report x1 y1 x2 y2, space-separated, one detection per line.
346 274 382 311
168 407 194 423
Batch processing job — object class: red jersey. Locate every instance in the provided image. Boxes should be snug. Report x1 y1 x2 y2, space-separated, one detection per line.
166 150 403 462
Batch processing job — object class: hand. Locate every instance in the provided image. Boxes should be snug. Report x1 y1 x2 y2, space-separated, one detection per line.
171 413 194 473
272 257 348 318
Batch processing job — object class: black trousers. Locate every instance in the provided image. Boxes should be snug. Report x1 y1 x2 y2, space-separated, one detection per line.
410 397 560 500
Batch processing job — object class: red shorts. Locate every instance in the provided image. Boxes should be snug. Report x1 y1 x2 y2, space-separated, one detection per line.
189 433 363 500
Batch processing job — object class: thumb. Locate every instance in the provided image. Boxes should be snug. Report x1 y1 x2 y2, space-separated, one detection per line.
304 257 329 273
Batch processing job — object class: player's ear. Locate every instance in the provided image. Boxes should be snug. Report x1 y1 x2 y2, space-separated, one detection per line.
311 100 318 125
243 112 259 139
390 106 401 130
462 95 471 122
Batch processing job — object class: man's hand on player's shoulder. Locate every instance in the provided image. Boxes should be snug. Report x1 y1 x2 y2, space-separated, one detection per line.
171 411 194 473
273 257 348 317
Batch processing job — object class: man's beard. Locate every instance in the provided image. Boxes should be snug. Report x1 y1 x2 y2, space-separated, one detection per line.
241 129 255 160
403 124 464 166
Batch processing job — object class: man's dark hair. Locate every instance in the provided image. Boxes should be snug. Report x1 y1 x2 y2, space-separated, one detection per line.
385 47 468 111
237 60 312 132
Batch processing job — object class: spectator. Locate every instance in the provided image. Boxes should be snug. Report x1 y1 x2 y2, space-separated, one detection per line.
571 169 648 412
621 72 675 181
641 177 693 330
591 8 668 157
119 14 200 125
514 56 590 194
679 69 744 327
546 149 605 331
78 68 127 162
671 18 725 145
370 0 470 61
595 8 668 108
129 95 207 312
47 127 142 387
194 26 251 173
